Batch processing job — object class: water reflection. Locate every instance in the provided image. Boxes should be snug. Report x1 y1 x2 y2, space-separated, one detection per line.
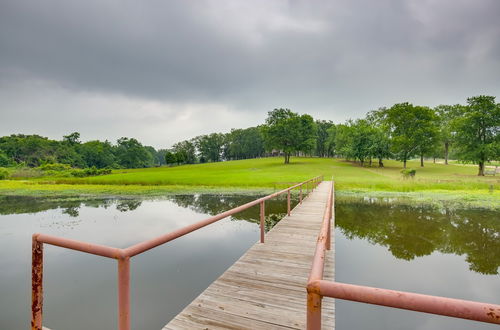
336 199 500 275
166 194 292 231
0 195 116 216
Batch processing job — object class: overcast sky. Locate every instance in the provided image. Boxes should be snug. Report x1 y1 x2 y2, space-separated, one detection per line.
1 0 499 148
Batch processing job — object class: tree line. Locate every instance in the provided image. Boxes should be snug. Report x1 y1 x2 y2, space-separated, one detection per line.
165 95 499 176
0 132 167 169
1 95 498 175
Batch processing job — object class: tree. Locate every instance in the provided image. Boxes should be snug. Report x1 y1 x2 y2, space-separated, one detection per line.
164 151 177 166
325 125 337 157
80 140 116 168
371 127 392 167
63 132 81 145
262 108 316 164
0 151 11 167
172 140 197 164
315 120 334 157
366 109 392 167
0 134 54 166
224 127 265 160
435 104 465 165
415 109 439 167
382 103 438 168
452 95 500 176
144 146 161 166
194 133 225 162
115 137 154 168
334 119 377 166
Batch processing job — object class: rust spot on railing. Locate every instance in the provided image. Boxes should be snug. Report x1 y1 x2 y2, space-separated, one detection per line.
486 307 500 321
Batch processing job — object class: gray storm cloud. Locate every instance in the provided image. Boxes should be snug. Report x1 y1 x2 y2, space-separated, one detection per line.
0 0 499 147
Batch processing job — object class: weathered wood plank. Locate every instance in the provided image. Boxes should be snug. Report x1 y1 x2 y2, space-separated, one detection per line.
163 181 335 329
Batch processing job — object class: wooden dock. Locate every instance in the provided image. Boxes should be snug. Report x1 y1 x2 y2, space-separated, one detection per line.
163 181 335 330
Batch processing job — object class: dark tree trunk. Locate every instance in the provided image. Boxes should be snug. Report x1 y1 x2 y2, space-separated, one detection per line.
433 157 436 163
369 158 372 166
403 159 407 169
478 161 484 176
444 142 449 165
420 153 424 167
378 158 384 167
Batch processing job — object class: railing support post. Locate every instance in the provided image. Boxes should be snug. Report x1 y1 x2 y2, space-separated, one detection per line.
287 190 291 216
118 256 131 330
31 236 43 330
307 291 322 330
299 186 303 204
260 200 265 243
326 219 331 251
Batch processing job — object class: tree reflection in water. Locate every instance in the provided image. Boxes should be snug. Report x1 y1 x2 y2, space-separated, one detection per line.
336 199 500 275
1 194 497 274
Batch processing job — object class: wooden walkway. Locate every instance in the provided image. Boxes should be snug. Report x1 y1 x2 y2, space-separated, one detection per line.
163 181 335 330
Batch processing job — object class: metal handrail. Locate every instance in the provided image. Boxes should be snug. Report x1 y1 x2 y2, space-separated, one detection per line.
31 175 323 330
306 180 500 329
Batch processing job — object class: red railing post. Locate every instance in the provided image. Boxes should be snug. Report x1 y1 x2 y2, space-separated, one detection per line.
287 190 291 216
118 256 131 330
31 235 43 330
260 200 265 243
307 291 322 329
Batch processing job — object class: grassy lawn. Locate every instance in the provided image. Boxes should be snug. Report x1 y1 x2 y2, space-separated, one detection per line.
1 157 499 205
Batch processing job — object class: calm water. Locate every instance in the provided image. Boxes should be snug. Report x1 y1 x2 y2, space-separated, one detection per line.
0 195 498 330
335 198 500 330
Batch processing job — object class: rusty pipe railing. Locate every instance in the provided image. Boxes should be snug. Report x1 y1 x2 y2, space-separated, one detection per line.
306 180 500 329
31 175 323 330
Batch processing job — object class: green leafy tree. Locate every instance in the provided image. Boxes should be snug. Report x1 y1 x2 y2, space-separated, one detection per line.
164 151 177 166
0 151 12 167
194 133 225 162
80 140 116 168
382 103 438 168
172 140 197 164
144 146 161 166
315 120 334 157
156 149 168 166
262 108 316 164
63 132 81 145
371 127 392 167
452 95 500 176
335 119 377 166
115 137 154 168
435 105 464 165
415 110 439 167
225 127 265 160
325 125 337 157
0 134 54 166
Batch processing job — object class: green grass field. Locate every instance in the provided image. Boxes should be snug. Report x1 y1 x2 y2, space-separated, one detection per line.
1 158 499 205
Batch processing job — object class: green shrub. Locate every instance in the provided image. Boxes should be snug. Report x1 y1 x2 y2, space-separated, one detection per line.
71 167 112 177
38 163 72 171
0 168 10 180
9 168 44 178
401 168 416 178
0 152 12 167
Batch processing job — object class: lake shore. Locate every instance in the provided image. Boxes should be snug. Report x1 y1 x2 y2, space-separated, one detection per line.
2 157 499 210
1 179 499 210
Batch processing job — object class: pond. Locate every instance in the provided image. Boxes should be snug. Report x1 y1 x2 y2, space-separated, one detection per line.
0 195 498 329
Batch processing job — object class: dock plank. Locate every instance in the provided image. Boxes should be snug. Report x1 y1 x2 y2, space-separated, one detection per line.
163 181 335 329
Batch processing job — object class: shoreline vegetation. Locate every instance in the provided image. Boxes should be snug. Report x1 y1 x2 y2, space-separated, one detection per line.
1 157 499 210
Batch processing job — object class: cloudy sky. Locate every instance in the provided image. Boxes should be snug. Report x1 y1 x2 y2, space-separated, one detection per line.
1 0 499 148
